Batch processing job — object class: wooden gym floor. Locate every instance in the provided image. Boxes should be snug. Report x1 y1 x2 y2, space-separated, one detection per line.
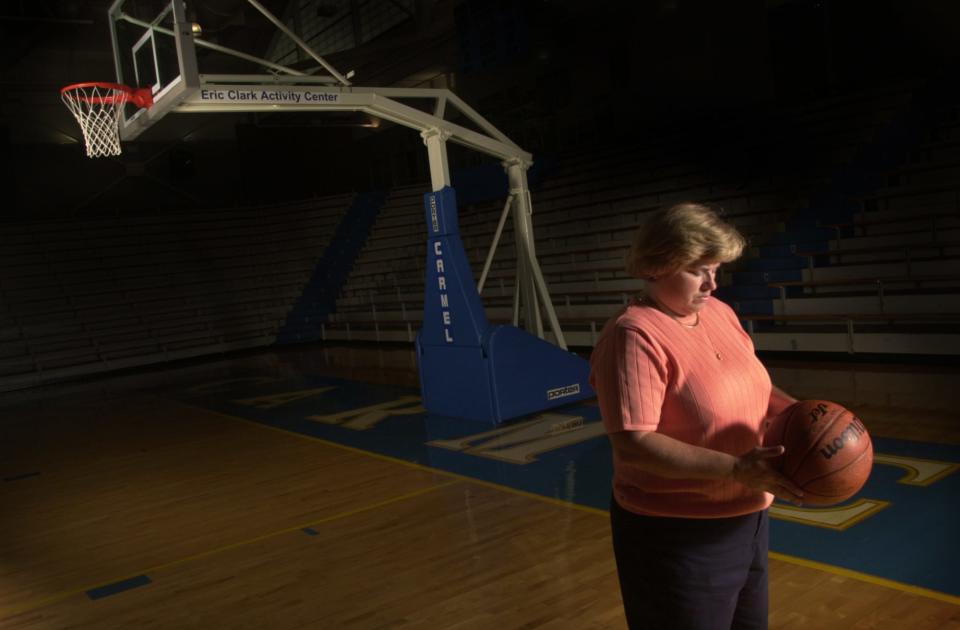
0 345 957 629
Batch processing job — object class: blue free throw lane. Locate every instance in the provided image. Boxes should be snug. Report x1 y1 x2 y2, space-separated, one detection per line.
86 575 152 600
177 373 960 597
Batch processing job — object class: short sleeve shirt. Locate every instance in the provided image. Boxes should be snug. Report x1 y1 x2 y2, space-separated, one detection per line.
589 297 774 518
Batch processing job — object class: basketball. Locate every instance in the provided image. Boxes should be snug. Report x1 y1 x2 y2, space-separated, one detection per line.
762 400 874 506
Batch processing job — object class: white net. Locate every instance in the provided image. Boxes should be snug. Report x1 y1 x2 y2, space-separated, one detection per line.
61 84 128 158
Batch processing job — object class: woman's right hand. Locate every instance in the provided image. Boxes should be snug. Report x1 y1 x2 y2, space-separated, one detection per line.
732 445 805 505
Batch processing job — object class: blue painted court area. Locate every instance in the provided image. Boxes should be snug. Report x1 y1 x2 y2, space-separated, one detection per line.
177 373 960 599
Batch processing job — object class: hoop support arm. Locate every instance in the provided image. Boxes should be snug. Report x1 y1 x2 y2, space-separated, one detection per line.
163 85 533 164
477 193 515 294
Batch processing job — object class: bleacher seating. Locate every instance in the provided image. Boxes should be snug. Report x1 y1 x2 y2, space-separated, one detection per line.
0 193 354 392
738 94 960 356
5 82 957 396
326 83 944 354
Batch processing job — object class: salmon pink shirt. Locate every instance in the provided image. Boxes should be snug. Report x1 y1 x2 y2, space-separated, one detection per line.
589 297 775 518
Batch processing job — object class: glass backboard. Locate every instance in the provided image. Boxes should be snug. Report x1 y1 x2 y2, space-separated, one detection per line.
109 0 199 140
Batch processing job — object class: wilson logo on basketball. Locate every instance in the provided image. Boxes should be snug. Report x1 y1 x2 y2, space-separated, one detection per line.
763 399 874 505
818 417 868 460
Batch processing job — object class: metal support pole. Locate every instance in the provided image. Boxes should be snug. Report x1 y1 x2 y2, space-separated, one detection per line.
514 248 540 335
512 270 521 326
477 193 515 294
421 127 452 191
504 158 568 349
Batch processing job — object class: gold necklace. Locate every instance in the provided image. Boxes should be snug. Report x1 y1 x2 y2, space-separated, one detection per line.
638 294 721 360
678 312 700 328
638 294 699 327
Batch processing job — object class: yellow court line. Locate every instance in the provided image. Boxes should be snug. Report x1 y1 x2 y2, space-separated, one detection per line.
769 552 960 606
0 480 458 620
174 401 960 605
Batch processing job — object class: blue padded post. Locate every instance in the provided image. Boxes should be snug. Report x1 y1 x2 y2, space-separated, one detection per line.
416 186 594 424
418 187 489 347
481 324 594 422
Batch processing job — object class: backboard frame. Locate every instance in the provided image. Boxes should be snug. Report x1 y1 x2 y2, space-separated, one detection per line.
99 0 569 351
109 0 199 142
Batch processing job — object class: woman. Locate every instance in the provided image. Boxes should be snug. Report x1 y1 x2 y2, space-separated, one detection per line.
589 203 803 630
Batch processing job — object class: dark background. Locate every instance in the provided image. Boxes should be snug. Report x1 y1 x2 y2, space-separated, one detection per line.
2 0 960 217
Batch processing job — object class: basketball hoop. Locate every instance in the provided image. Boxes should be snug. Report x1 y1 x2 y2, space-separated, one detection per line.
60 82 153 158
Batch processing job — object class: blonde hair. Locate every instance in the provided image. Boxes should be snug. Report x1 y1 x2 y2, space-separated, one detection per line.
625 203 746 279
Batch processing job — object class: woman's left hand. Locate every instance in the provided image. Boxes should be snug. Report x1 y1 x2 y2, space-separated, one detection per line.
732 445 805 505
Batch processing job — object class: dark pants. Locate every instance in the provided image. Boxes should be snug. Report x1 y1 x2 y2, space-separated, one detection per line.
610 497 770 630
